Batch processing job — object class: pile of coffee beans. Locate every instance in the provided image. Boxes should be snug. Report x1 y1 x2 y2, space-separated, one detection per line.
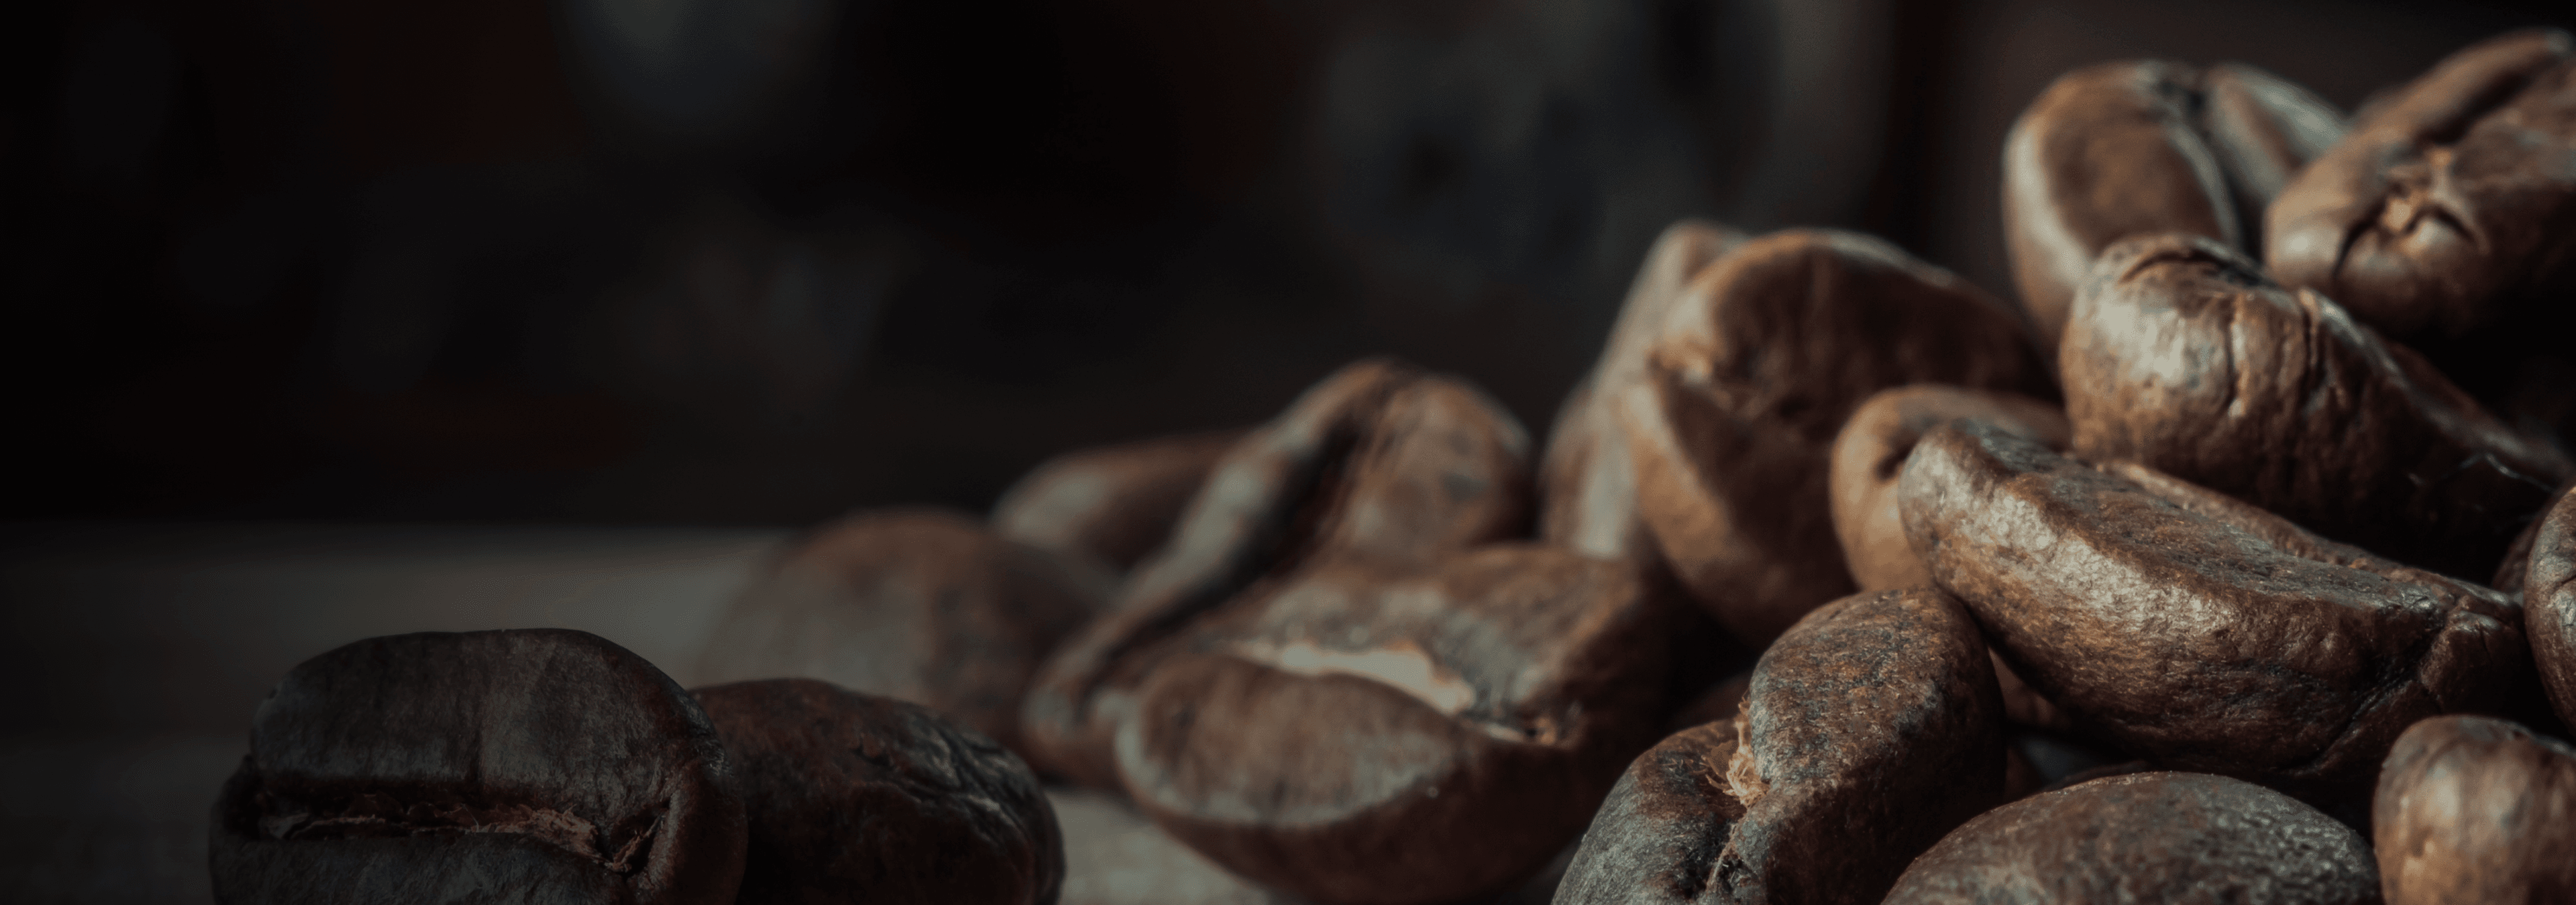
211 27 2576 905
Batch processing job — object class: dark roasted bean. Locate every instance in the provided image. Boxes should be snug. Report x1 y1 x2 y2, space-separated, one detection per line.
209 629 746 905
696 678 1063 905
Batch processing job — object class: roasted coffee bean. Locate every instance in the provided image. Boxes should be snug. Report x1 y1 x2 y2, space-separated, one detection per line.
1619 229 2053 645
993 430 1246 574
2061 233 2572 580
209 629 746 905
1882 772 2379 905
1542 219 1747 564
695 509 1107 759
1115 544 1674 905
1829 385 2068 594
2373 714 2576 904
2267 29 2576 345
1829 385 2072 729
2004 60 2344 346
2530 487 2576 727
1901 421 2537 798
694 678 1063 905
1554 587 2003 905
1022 358 1533 790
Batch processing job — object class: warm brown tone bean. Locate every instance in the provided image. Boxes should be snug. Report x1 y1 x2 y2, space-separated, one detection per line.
694 509 1107 760
1828 385 2072 729
1542 219 1746 565
2061 233 2571 580
1883 772 2379 905
992 430 1246 574
1621 229 2052 646
1829 385 2068 594
210 629 746 905
1021 358 1532 790
696 678 1063 905
1115 545 1674 905
1901 421 2536 798
1553 587 2003 905
2373 714 2576 905
2267 29 2576 344
2004 60 2343 346
2530 487 2576 728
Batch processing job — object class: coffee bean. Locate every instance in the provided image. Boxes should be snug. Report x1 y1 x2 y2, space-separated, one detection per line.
2373 714 2576 904
1882 772 2379 905
1113 544 1675 905
1828 384 2072 731
2004 60 2345 346
1022 358 1533 790
2528 486 2576 728
1554 587 2003 905
2267 29 2576 344
1829 384 2068 595
209 629 746 905
1619 229 2053 646
694 509 1107 761
1541 218 1747 565
1900 421 2537 798
694 678 1063 905
993 429 1246 574
2060 233 2572 580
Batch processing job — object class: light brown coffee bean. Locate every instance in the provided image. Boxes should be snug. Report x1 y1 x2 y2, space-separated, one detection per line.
1541 219 1747 565
694 508 1107 761
1115 545 1674 905
993 429 1245 574
1021 358 1532 790
2373 714 2576 905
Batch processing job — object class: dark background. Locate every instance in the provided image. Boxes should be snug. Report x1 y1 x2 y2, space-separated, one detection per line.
8 0 2572 527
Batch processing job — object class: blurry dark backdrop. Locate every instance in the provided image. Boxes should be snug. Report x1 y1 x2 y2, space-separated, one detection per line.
7 0 2571 526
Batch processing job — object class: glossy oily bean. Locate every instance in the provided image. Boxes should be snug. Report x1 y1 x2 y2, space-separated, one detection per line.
992 430 1245 574
1021 358 1533 790
2530 487 2576 727
2267 29 2576 344
2061 233 2571 580
209 629 746 905
1552 588 2004 905
1542 219 1747 564
694 509 1107 759
2373 714 2576 905
1116 545 1674 905
1900 421 2536 798
1882 772 2378 905
1621 229 2052 646
696 679 1063 905
2004 60 2344 345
